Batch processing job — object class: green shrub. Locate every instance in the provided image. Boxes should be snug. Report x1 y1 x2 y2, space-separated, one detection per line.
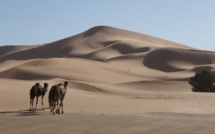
189 70 215 92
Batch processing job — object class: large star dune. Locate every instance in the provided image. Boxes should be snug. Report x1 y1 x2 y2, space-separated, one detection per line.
1 26 215 134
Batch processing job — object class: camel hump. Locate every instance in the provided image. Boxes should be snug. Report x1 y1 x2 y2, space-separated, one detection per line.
35 83 40 86
30 86 36 99
30 83 40 99
57 83 63 86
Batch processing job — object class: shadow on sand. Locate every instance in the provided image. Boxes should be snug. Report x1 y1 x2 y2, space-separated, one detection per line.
0 107 50 116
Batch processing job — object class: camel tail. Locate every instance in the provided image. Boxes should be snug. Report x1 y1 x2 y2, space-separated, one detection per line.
52 86 60 101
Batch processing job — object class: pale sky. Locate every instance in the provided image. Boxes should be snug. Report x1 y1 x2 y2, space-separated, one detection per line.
0 0 215 51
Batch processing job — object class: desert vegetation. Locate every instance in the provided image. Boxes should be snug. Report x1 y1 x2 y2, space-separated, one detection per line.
189 70 215 92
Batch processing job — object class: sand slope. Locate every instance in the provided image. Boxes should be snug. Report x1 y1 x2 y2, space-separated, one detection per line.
1 26 215 82
1 26 215 134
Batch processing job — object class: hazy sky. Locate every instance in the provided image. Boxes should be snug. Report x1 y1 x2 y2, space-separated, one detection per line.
0 0 215 51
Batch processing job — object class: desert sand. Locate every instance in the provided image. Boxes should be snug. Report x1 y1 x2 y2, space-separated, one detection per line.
1 26 215 134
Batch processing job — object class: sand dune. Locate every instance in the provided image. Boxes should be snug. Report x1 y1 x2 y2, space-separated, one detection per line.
0 26 195 63
1 26 215 134
1 26 214 82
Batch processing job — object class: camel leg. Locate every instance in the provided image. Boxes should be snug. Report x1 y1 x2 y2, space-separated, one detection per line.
41 96 44 111
34 96 38 111
48 100 50 109
50 100 53 112
52 101 56 115
58 100 61 114
60 100 64 114
51 103 54 114
56 100 60 114
30 98 35 111
30 99 32 111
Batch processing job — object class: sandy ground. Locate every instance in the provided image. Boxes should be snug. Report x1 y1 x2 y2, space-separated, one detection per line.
1 26 215 134
1 79 215 134
2 112 215 134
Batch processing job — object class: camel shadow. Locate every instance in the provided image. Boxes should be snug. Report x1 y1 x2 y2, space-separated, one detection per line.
0 110 19 114
0 108 50 116
18 108 51 116
17 109 41 116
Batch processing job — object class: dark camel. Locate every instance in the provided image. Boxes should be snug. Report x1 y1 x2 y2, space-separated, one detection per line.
29 83 49 112
49 81 68 114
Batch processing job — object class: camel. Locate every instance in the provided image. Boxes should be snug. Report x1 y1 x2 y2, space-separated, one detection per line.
48 84 59 111
48 83 61 113
49 81 68 114
48 86 54 110
29 83 49 112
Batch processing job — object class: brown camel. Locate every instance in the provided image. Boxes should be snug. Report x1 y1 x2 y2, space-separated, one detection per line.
49 81 68 114
29 83 49 112
48 86 54 110
48 84 59 112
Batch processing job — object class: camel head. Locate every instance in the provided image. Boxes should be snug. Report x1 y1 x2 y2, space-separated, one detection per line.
44 83 49 92
64 81 68 88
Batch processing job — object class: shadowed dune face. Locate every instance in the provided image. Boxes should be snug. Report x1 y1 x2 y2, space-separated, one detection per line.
0 43 73 62
144 48 215 72
0 45 35 57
